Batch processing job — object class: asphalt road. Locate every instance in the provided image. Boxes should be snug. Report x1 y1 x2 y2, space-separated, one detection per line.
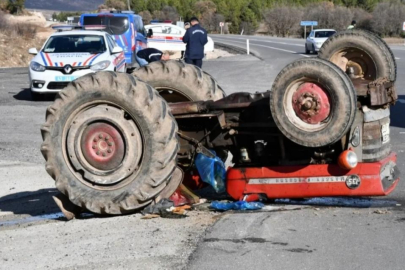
0 35 404 269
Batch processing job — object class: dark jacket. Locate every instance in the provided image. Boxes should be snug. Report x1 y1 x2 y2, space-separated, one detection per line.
136 48 163 63
183 24 208 60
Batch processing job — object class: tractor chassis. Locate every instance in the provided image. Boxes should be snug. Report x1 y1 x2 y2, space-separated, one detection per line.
169 79 399 201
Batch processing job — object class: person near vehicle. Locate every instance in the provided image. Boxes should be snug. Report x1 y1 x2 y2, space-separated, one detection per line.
181 22 191 60
183 17 208 68
136 48 170 63
347 20 356 29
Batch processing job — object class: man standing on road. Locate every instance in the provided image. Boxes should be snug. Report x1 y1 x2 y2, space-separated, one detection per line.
183 17 208 68
136 48 170 63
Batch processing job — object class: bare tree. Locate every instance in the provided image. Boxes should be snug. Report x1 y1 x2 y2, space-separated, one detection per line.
194 1 216 16
105 0 126 11
161 6 179 22
352 7 373 31
263 6 303 37
97 4 109 12
152 6 179 22
372 2 405 36
139 10 152 25
212 13 225 33
303 2 352 31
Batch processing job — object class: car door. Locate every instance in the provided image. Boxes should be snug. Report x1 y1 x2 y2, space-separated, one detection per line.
165 25 185 51
107 34 126 72
146 25 166 51
306 31 314 47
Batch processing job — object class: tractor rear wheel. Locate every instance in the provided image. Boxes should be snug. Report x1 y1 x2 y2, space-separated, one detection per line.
41 71 179 214
319 29 396 82
132 60 225 102
270 58 356 148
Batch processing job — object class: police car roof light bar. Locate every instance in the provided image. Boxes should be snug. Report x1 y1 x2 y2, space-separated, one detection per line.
150 20 173 25
83 25 107 31
52 25 82 32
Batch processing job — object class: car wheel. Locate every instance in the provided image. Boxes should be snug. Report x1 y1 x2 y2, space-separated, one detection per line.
305 44 310 54
31 91 41 101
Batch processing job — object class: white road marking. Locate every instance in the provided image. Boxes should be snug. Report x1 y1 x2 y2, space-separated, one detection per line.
397 99 405 104
395 57 400 60
214 38 310 58
214 35 303 47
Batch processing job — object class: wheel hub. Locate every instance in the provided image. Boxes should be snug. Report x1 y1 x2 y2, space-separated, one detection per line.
66 105 143 185
81 123 125 171
292 83 331 124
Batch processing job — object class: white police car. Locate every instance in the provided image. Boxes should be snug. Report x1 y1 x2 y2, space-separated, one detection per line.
28 26 126 99
145 24 214 52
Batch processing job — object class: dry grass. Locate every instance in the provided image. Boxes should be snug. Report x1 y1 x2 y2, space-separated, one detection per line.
0 11 47 67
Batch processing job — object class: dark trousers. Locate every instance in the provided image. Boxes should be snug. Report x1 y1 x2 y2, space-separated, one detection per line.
185 58 202 68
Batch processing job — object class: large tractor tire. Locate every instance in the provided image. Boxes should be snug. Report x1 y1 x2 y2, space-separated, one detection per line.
319 29 396 82
132 60 225 102
41 71 179 214
270 58 357 148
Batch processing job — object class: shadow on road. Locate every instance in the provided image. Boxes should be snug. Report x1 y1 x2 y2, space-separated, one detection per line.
13 88 56 102
0 188 60 217
391 95 405 128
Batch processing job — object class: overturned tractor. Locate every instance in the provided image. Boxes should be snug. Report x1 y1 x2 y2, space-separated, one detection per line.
41 30 399 214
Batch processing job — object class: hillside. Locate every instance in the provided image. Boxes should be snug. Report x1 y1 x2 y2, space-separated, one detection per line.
25 0 104 11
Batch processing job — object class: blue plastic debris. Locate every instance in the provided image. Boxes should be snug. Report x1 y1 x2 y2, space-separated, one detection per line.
195 152 226 193
210 201 264 211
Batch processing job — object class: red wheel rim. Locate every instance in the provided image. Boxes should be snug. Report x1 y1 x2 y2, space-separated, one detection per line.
292 82 331 124
81 122 125 171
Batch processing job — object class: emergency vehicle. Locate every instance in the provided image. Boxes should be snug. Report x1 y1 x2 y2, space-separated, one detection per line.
80 11 148 68
28 26 126 99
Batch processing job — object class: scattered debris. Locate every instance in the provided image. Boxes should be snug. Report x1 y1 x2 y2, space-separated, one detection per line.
373 209 391 215
210 201 264 211
142 199 174 215
275 197 398 208
169 184 200 206
141 214 160 220
52 193 82 221
195 152 226 193
141 199 190 219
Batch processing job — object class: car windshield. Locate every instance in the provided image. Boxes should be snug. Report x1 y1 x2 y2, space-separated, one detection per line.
315 31 336 38
83 16 129 35
43 35 106 54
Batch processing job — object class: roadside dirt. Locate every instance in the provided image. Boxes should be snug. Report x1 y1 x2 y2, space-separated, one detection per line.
169 49 234 61
0 12 52 68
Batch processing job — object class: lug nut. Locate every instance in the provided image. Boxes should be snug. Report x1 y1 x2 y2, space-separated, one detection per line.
92 145 96 149
304 101 312 110
93 138 98 142
105 135 110 140
108 142 113 146
96 151 100 155
102 153 106 157
99 134 103 139
107 149 112 153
